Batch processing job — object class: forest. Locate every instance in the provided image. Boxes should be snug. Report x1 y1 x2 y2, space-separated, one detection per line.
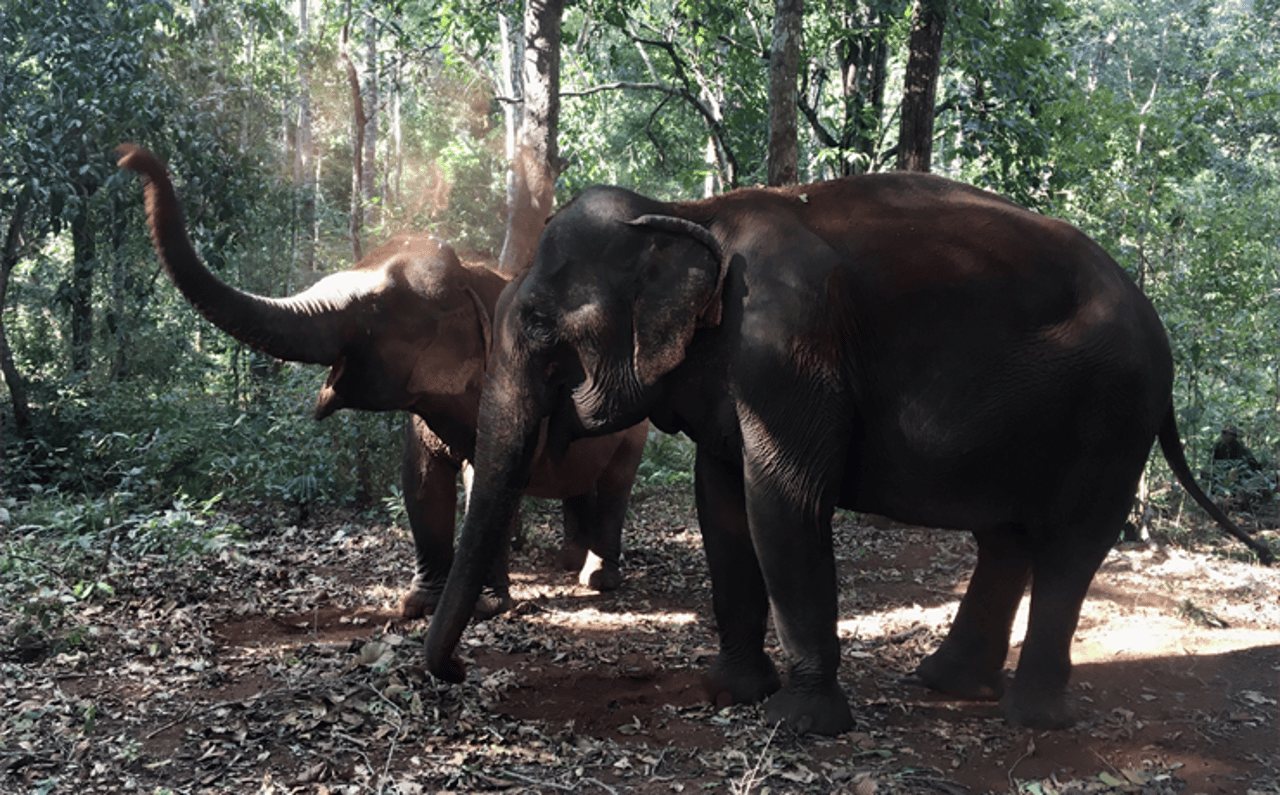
1 0 1278 793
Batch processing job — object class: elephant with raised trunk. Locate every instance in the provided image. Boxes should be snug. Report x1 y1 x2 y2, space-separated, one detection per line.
116 143 648 618
424 172 1274 734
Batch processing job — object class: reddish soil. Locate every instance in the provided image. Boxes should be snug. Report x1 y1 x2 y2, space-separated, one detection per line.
3 493 1276 794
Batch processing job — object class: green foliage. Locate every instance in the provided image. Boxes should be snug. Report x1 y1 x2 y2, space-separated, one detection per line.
637 429 696 490
3 366 403 511
0 491 238 656
560 0 772 195
1 0 1276 561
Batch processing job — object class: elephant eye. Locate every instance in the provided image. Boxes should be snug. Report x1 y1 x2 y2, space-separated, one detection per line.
524 310 557 346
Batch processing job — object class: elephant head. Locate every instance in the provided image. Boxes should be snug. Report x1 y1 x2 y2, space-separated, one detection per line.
423 186 725 680
116 144 502 433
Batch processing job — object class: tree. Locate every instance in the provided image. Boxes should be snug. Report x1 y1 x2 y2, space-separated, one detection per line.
0 0 173 387
0 192 33 435
767 0 803 185
799 0 906 177
498 0 566 275
293 0 317 272
340 2 377 261
896 0 946 172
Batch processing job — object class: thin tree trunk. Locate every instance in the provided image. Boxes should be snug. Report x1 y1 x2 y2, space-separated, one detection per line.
497 0 564 276
767 0 802 187
107 192 129 381
340 2 366 261
392 57 403 207
498 9 519 220
296 0 316 271
70 179 98 373
897 0 946 173
1 191 33 437
362 10 378 229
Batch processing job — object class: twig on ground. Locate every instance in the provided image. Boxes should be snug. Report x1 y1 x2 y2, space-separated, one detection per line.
731 720 780 795
499 768 619 794
1006 736 1036 790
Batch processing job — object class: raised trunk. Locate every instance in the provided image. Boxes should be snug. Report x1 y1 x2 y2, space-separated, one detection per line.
116 145 348 365
423 368 544 680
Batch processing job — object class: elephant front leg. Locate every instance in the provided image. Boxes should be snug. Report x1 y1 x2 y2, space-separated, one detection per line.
913 525 1031 701
740 458 853 736
401 419 513 621
472 513 515 620
695 447 781 707
400 424 460 619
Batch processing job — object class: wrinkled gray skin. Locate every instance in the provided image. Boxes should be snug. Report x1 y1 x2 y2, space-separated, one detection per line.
117 143 648 618
424 173 1273 734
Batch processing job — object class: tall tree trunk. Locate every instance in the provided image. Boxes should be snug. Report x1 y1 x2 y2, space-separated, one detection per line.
361 10 378 229
392 57 403 207
70 177 99 373
799 3 889 176
107 191 129 381
341 9 367 261
296 0 316 272
897 0 946 173
767 0 802 186
497 0 564 276
1 191 33 437
498 9 519 221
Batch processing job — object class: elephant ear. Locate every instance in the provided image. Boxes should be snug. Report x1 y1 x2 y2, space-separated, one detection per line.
626 215 725 386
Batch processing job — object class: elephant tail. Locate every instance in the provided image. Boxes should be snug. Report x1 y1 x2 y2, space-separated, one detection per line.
1156 405 1274 565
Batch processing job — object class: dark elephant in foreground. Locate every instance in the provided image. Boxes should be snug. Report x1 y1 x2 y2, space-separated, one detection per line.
424 172 1274 733
117 143 648 618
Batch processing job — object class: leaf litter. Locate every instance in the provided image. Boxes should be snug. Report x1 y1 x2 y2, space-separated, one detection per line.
1 493 1277 794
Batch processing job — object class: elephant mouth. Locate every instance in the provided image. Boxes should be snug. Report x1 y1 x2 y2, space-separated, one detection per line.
571 367 646 435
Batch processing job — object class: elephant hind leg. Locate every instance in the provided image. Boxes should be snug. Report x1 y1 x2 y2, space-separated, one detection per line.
563 425 646 593
914 524 1031 701
1001 517 1122 729
559 491 594 572
563 489 625 592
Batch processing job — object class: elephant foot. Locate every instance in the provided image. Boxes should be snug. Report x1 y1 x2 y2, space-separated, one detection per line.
402 582 510 622
763 684 854 736
999 680 1078 729
701 651 781 707
912 646 1006 702
558 540 589 572
578 551 623 592
401 580 445 619
472 588 513 622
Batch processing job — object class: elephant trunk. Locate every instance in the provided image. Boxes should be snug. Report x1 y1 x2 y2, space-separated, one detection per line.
117 144 347 365
424 370 544 681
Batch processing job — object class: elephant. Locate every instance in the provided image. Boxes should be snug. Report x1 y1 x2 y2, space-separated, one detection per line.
422 171 1275 734
116 143 648 619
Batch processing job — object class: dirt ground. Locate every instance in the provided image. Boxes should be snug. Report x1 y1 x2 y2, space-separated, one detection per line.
3 487 1277 795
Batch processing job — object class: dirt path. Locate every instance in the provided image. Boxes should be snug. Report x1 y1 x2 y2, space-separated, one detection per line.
3 492 1276 794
